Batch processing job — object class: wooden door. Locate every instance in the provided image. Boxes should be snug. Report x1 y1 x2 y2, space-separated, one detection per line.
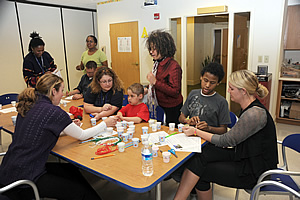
110 21 140 93
221 28 228 84
231 12 250 115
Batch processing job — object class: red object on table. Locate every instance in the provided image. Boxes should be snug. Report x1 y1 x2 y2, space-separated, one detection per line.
69 106 83 120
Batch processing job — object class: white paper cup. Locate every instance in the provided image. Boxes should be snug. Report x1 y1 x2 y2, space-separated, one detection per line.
132 138 139 147
117 129 124 138
11 116 17 126
148 119 156 127
106 127 113 134
156 121 161 130
169 123 175 131
11 101 16 107
141 134 148 144
121 121 127 128
162 152 171 163
178 124 184 132
152 145 159 157
91 118 96 126
128 125 135 131
0 104 2 110
127 121 134 126
102 117 107 121
117 142 125 152
127 131 134 139
122 133 129 142
142 126 148 135
116 122 122 129
127 127 135 133
151 123 157 132
159 133 165 143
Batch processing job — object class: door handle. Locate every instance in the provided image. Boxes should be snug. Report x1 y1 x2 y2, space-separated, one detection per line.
132 62 139 66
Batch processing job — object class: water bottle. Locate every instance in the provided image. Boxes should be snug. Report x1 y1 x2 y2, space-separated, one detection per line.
141 141 153 176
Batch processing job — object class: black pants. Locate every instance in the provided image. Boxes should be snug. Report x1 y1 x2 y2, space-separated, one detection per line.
2 163 101 200
187 143 257 191
161 102 182 126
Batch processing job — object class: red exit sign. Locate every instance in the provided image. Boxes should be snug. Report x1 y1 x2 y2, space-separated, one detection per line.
154 13 160 20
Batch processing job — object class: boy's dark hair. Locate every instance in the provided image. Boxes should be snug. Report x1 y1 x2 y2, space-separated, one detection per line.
128 83 144 97
86 61 97 69
201 62 225 83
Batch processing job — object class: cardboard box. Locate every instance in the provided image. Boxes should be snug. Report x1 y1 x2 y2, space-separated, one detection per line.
289 102 300 119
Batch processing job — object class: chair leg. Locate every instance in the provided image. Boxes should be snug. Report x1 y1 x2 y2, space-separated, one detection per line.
235 188 239 200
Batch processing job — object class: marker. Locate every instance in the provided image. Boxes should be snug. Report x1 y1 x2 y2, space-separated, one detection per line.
91 154 115 160
89 114 95 118
165 132 178 138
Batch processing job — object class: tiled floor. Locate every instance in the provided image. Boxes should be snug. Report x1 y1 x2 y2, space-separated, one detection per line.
1 122 299 200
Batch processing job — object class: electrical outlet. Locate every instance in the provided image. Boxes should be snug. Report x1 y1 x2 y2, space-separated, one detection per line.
264 55 269 63
258 56 263 63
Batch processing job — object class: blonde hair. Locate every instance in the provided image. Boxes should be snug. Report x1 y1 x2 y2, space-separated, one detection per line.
17 74 63 117
229 70 269 99
89 66 123 94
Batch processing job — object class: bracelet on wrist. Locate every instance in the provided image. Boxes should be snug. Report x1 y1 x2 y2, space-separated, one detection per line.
194 129 197 136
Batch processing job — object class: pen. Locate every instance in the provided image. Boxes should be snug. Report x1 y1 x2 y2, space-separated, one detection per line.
91 154 115 160
165 132 178 138
89 114 95 118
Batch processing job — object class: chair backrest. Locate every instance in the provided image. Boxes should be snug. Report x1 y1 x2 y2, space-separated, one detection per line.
122 95 129 106
228 111 238 128
283 134 300 153
0 93 18 106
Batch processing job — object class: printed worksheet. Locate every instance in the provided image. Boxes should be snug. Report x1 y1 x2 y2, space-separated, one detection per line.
166 133 202 152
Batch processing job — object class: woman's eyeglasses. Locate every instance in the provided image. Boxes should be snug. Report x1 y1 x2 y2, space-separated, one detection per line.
99 79 113 84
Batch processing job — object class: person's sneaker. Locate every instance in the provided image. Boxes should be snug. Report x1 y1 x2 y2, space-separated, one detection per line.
190 187 197 198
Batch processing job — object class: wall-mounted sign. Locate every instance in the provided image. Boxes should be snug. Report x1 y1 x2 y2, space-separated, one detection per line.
118 37 131 52
144 0 157 6
154 13 160 20
141 27 148 38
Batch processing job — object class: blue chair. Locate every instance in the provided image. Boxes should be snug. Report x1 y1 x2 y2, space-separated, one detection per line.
122 95 129 106
228 111 238 129
0 93 18 106
236 133 300 200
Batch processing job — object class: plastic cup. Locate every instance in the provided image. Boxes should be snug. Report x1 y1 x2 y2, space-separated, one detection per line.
127 127 135 133
117 126 124 132
102 117 107 121
117 142 125 152
127 121 134 126
121 121 127 128
148 119 155 127
11 101 16 107
142 126 148 135
128 125 135 131
122 133 129 142
169 123 175 131
178 124 184 132
106 127 113 134
117 129 124 138
116 122 122 129
152 145 159 157
127 131 134 139
91 118 96 126
132 138 139 147
141 134 148 144
162 152 171 163
11 116 17 126
151 123 157 132
63 101 67 107
156 122 161 130
159 133 165 143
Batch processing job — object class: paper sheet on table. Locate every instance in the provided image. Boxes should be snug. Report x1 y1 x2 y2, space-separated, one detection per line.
166 133 202 152
94 130 117 138
65 96 73 100
148 131 169 147
0 107 17 113
60 99 71 104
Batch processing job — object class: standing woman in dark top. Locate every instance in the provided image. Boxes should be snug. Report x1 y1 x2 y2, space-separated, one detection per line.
146 30 183 125
84 66 124 120
23 31 57 88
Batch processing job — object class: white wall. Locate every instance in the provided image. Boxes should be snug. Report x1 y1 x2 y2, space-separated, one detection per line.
0 1 96 95
97 0 287 117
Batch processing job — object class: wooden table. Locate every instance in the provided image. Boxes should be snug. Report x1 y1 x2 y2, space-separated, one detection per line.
0 98 205 199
